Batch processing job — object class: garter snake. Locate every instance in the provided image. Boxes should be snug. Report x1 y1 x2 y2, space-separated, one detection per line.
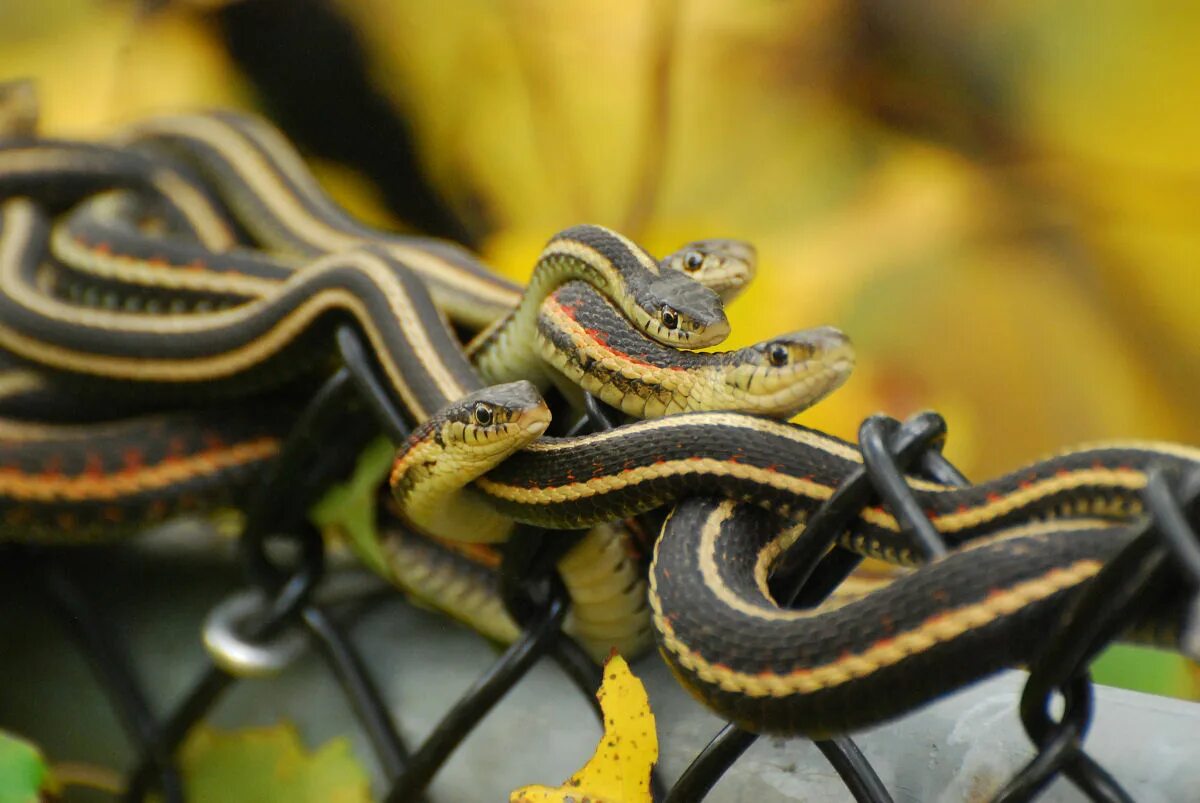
7 111 1193 737
650 504 1189 736
45 191 846 420
0 195 849 425
0 138 238 250
0 188 847 659
390 388 1198 732
115 110 732 347
0 399 289 540
49 189 754 315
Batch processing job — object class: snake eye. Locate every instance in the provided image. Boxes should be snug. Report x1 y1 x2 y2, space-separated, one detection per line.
661 306 679 331
683 251 704 271
767 343 790 367
473 403 494 426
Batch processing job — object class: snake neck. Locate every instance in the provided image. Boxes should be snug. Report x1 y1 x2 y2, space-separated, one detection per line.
389 428 518 543
467 250 619 386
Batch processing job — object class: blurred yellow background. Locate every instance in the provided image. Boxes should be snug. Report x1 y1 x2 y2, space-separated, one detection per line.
2 0 1198 694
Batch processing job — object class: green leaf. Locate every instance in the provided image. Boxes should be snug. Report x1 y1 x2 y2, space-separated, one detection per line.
309 435 396 577
179 724 370 803
0 731 55 803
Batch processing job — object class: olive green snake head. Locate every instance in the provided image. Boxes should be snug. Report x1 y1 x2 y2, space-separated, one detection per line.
661 239 756 303
388 381 551 543
716 325 854 417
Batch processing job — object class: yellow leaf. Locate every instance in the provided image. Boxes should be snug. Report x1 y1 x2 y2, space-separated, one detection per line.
510 653 657 803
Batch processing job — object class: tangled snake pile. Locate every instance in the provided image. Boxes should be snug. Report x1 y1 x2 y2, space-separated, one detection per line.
0 92 1196 739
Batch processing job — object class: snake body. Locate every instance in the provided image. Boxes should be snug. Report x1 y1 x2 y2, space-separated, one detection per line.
651 504 1186 736
1 110 1195 740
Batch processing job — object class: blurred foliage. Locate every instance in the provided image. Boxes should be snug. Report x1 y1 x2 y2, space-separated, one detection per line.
0 730 55 803
175 724 369 803
1 0 1197 701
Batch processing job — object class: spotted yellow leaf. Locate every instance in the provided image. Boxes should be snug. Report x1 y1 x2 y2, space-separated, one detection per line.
511 653 657 803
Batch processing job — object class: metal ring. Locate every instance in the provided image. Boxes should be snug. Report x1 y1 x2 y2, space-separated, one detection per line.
202 589 309 677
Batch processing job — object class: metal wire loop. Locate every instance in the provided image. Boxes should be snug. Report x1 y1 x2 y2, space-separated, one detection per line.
858 415 949 561
672 411 968 803
1004 465 1200 802
583 391 620 431
202 589 310 676
769 410 960 608
995 674 1132 803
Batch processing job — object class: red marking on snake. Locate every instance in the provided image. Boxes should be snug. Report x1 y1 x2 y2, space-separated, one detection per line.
551 296 580 318
585 327 609 346
122 449 145 472
83 453 105 479
565 309 681 372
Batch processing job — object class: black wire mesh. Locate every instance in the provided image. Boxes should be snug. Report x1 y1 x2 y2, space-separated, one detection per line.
20 326 1200 802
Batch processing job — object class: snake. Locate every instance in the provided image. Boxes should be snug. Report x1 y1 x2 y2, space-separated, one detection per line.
651 505 1191 736
0 184 850 660
47 189 756 315
0 138 238 251
387 385 1197 732
7 112 1192 737
0 399 290 541
0 187 850 424
44 191 847 421
112 109 736 350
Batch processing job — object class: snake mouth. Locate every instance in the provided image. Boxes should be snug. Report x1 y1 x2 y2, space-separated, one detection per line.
724 326 855 417
521 414 551 439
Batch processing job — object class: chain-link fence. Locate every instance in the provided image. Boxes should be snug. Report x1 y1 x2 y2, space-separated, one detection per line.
8 325 1199 802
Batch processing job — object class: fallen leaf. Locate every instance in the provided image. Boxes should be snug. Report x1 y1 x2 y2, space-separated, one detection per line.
511 653 657 803
178 723 370 803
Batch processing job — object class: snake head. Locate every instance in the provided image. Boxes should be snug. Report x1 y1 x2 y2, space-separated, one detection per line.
662 239 757 303
437 381 551 461
723 326 855 418
389 382 550 544
643 270 730 349
391 381 550 495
